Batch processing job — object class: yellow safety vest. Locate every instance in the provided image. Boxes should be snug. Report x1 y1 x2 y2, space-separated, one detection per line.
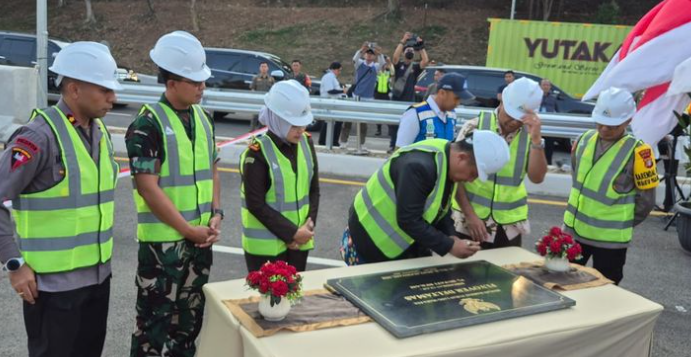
564 130 639 247
240 134 315 256
352 139 450 259
462 111 529 224
12 106 118 273
133 103 215 242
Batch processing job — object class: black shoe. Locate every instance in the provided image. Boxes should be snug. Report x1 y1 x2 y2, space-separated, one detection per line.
375 131 382 136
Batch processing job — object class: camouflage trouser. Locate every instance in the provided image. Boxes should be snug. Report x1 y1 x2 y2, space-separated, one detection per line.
130 240 213 357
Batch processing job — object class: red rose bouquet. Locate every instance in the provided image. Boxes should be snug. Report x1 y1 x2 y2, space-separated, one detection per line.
245 260 303 307
536 227 583 261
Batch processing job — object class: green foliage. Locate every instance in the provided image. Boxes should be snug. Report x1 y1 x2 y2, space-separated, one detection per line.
412 25 447 44
238 24 310 45
594 0 621 25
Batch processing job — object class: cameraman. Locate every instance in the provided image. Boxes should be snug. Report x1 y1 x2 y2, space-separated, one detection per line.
339 42 385 152
390 32 429 151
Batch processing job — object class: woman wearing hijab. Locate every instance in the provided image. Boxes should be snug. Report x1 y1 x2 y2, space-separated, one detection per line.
240 80 320 272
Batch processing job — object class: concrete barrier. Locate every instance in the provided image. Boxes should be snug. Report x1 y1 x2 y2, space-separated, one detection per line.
0 65 38 142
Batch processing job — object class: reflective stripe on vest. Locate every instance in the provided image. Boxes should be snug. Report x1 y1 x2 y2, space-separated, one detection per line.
12 106 118 273
462 111 529 224
563 130 638 247
133 103 215 242
411 102 456 143
352 139 450 259
240 133 315 256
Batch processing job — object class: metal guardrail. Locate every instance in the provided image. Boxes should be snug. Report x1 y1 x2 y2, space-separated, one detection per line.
114 83 596 149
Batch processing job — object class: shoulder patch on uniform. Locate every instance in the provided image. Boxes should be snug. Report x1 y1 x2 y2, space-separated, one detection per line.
66 113 77 125
11 147 33 171
633 144 659 190
244 157 255 164
15 137 40 154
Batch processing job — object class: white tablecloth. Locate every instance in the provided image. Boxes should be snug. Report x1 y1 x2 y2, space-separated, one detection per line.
197 247 663 357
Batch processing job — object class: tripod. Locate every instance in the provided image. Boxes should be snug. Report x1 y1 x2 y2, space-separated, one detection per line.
663 130 688 231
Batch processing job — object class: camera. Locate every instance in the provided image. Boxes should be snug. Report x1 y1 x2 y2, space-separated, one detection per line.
405 34 425 51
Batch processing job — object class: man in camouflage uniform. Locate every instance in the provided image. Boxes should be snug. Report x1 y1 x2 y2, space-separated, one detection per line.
126 31 223 357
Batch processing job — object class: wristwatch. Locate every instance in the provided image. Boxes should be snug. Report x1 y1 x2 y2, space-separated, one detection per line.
213 208 225 220
531 138 545 150
2 257 25 272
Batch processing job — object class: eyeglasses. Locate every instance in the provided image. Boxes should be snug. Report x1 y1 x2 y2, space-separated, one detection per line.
175 78 205 88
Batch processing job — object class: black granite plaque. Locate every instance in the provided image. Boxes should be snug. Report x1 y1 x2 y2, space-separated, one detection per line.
326 260 575 338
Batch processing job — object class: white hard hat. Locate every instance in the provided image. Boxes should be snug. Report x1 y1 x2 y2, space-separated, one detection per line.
502 77 542 121
49 41 122 91
264 80 313 126
591 87 636 126
150 31 211 82
469 130 510 182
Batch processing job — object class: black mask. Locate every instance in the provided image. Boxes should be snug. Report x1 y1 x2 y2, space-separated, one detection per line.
405 52 414 60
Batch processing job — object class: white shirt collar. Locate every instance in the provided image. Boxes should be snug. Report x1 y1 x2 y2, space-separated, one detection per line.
427 96 446 121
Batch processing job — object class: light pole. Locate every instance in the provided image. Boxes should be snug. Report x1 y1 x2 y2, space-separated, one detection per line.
36 0 48 108
510 0 516 20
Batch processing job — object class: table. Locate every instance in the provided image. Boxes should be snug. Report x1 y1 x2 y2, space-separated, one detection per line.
197 247 663 357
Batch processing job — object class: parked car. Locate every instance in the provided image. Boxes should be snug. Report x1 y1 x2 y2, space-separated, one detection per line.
414 65 595 114
0 31 140 99
204 47 321 123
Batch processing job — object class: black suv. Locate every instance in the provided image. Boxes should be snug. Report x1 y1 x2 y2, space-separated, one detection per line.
415 65 594 114
205 48 320 94
0 31 139 95
204 47 320 121
0 31 69 91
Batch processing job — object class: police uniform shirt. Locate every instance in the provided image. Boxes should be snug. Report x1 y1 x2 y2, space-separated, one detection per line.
395 96 449 148
0 100 111 292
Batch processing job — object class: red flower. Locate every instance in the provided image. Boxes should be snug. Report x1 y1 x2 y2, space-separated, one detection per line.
550 227 562 236
537 242 548 256
549 240 562 254
566 246 580 261
246 271 261 286
542 235 553 245
259 280 270 294
271 281 289 297
563 234 574 245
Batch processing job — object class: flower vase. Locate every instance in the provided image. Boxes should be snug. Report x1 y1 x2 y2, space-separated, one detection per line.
544 256 571 272
258 295 291 321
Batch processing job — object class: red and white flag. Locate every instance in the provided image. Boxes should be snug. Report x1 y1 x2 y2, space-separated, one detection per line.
583 0 691 145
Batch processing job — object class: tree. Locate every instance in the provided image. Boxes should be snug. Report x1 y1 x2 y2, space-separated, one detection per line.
378 0 400 21
146 0 155 16
540 0 555 20
84 0 97 24
190 0 200 31
527 0 556 21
